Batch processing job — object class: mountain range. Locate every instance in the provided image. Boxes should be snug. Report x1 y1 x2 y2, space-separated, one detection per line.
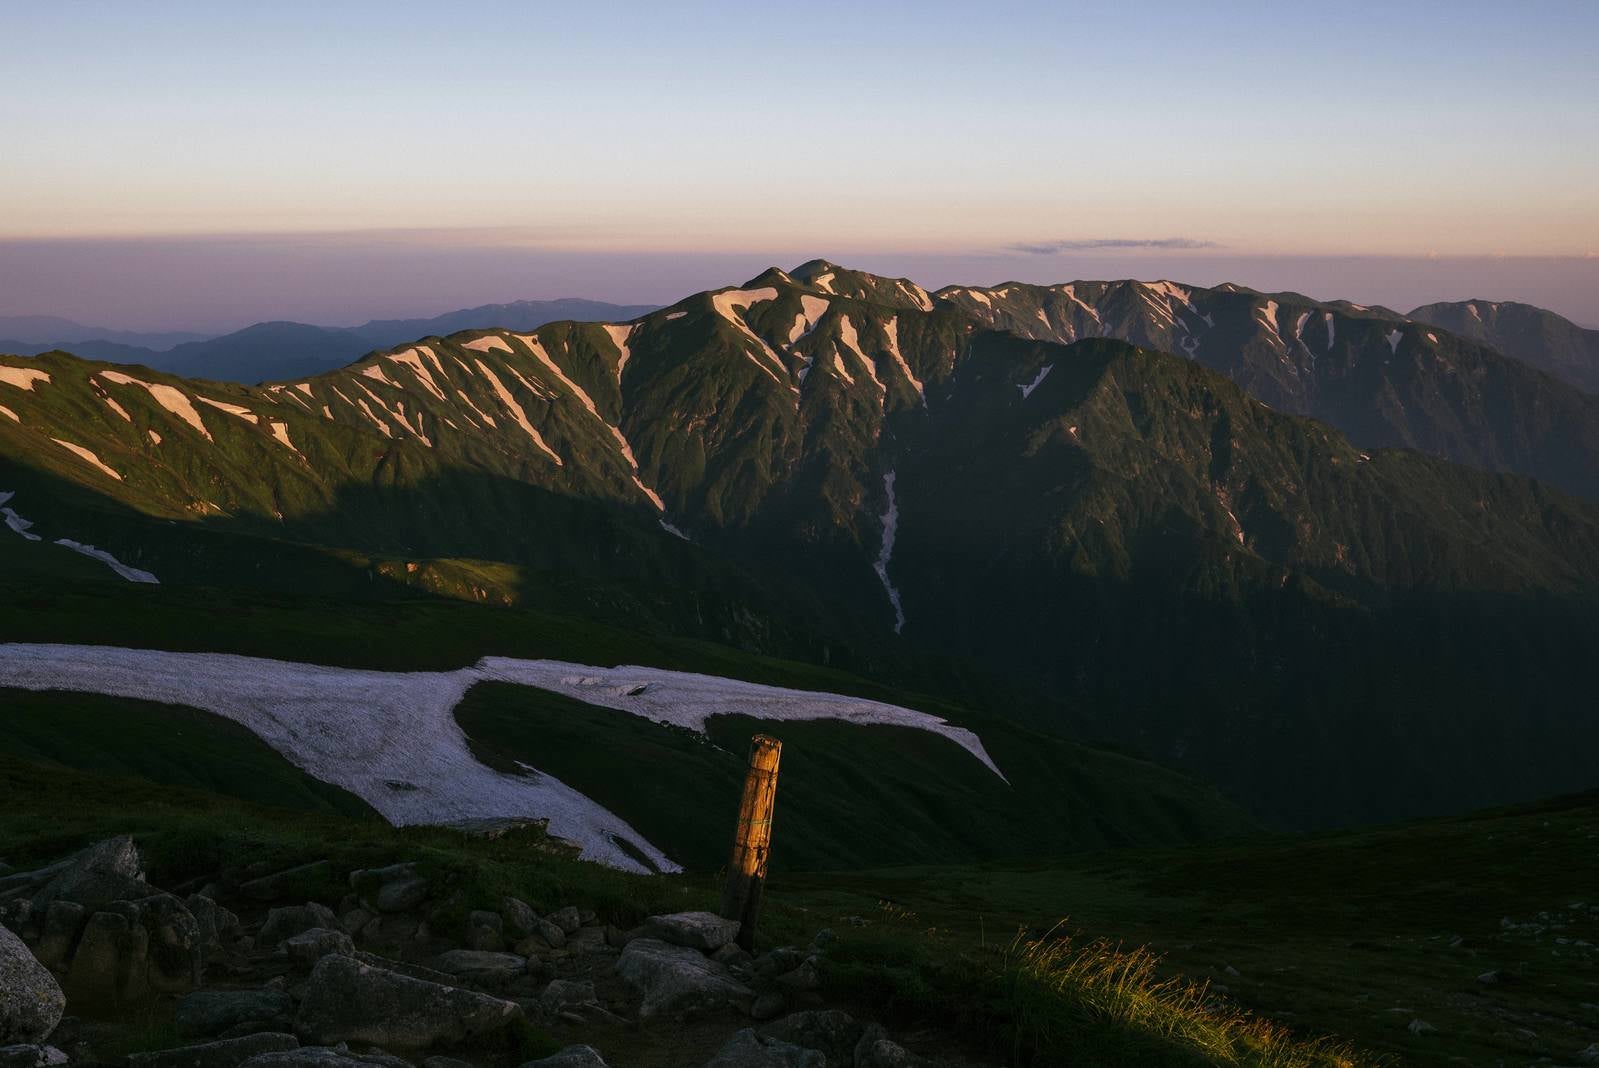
1410 298 1599 394
3 260 1598 840
0 298 658 385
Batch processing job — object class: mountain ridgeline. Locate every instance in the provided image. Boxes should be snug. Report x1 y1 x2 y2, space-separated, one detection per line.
3 260 1598 833
1409 297 1599 395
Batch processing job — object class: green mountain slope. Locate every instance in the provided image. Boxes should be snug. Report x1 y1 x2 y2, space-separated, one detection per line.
1410 297 1599 394
3 263 1598 833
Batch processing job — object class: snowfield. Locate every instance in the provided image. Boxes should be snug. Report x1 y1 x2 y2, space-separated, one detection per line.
0 644 1004 873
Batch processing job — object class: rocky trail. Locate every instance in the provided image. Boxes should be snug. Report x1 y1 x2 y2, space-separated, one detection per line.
0 836 985 1068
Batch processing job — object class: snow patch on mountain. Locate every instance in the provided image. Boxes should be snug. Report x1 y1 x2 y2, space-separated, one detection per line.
0 366 51 391
198 397 259 424
99 371 214 441
709 288 791 387
787 295 831 344
473 358 562 464
882 318 925 402
873 471 907 635
51 439 121 480
0 405 17 422
360 365 397 389
602 323 636 381
1386 329 1403 354
463 335 513 355
1020 365 1053 399
53 540 159 583
837 316 884 392
387 348 447 401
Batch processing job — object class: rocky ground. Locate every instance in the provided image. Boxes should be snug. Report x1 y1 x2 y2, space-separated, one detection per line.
0 837 982 1068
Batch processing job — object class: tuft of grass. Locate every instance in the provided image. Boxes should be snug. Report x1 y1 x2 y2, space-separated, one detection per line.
1003 926 1378 1067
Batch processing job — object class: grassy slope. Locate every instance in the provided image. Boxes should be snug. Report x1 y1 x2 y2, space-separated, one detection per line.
770 792 1599 1066
0 689 377 818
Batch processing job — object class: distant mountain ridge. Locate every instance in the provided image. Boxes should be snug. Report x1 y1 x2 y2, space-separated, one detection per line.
0 298 660 384
1409 298 1599 394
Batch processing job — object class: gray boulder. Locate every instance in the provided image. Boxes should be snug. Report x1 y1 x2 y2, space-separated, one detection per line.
187 895 241 949
464 912 503 953
127 1033 300 1068
642 911 741 952
705 1029 824 1067
0 922 64 1044
176 989 295 1038
853 1026 924 1068
616 938 754 1019
136 892 205 990
499 897 539 940
373 879 430 914
514 919 567 953
545 907 582 936
519 1047 608 1067
758 1012 862 1067
66 909 149 1004
31 902 85 972
0 1046 68 1068
283 929 355 969
539 979 595 1013
295 953 522 1049
430 950 525 985
241 1047 412 1068
30 836 152 913
260 904 340 947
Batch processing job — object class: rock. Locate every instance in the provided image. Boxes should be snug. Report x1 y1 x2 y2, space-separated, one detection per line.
295 953 523 1049
30 836 152 914
127 1033 300 1068
32 902 85 971
339 910 374 940
464 911 504 952
187 895 241 950
539 979 595 1012
0 1046 68 1068
773 960 820 993
240 1047 412 1068
852 1026 923 1068
1573 1042 1599 1064
430 951 525 985
239 863 333 903
546 907 583 936
137 892 205 991
518 1047 608 1068
283 929 355 968
749 992 786 1021
1406 1019 1436 1036
712 944 753 969
753 948 806 978
758 1012 862 1067
420 1059 475 1068
65 909 149 1005
810 930 835 951
373 879 430 914
350 863 417 890
642 911 741 952
564 928 607 955
602 925 631 949
260 904 340 947
616 938 754 1019
176 990 295 1038
499 898 539 940
705 1029 824 1067
516 919 567 952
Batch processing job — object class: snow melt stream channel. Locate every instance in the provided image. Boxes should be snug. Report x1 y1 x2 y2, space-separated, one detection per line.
0 644 1005 873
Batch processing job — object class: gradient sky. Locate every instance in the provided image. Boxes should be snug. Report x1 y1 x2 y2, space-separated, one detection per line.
3 0 1596 329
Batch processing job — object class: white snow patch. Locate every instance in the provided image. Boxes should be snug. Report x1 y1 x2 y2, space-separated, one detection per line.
100 395 132 423
53 540 159 583
709 288 790 387
1324 312 1336 350
0 366 50 391
837 316 884 392
100 371 212 441
50 439 120 480
658 519 690 541
787 295 831 344
197 397 259 424
1054 284 1102 323
1427 332 1438 343
1255 300 1286 350
601 324 636 381
1386 329 1403 354
473 359 562 464
387 349 447 401
147 430 161 445
1019 365 1053 398
293 382 315 399
810 272 836 294
354 399 393 438
464 335 514 354
1466 303 1482 321
961 289 993 309
0 492 41 541
882 318 925 402
664 311 686 321
897 279 934 312
1294 311 1311 340
360 365 397 388
872 471 907 636
269 422 297 452
0 405 17 422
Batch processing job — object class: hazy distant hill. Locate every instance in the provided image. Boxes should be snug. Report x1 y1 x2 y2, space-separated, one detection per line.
350 298 659 350
0 315 208 351
1410 298 1599 394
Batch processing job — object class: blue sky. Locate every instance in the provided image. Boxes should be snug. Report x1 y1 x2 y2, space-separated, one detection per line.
2 0 1596 326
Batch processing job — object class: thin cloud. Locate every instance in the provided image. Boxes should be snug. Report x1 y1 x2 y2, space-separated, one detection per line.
1008 237 1222 254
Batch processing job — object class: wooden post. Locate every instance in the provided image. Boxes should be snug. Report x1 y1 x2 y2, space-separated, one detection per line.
720 734 782 951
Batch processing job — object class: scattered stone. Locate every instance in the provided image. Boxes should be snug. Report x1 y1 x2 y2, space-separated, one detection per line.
518 1046 608 1068
283 929 355 968
127 1032 300 1068
705 1028 824 1067
517 920 567 952
0 1047 68 1068
539 979 595 1013
260 904 341 947
30 837 152 913
240 1046 412 1068
137 892 205 990
1407 1019 1436 1036
187 895 241 950
712 944 753 969
853 1025 923 1068
616 938 754 1019
240 863 333 903
64 909 149 1005
642 911 742 952
464 912 504 953
500 898 539 940
32 902 85 971
759 1012 863 1067
374 879 430 915
1575 1042 1599 1065
431 951 525 986
773 960 820 993
749 993 786 1022
546 907 583 936
295 953 523 1049
176 990 295 1038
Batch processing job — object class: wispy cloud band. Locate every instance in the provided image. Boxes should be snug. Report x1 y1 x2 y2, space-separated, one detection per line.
1009 237 1221 254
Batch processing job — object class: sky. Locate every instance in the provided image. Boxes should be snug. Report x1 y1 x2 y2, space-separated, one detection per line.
2 0 1596 330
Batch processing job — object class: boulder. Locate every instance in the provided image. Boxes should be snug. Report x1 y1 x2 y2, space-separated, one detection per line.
65 910 150 1005
514 919 567 953
539 979 595 1013
430 951 525 986
187 895 241 950
704 1029 824 1067
1576 1042 1599 1065
176 990 295 1038
853 1026 923 1068
615 938 754 1019
127 1033 300 1068
295 953 522 1049
641 911 740 952
748 993 785 1022
773 960 820 993
500 898 539 940
545 907 582 936
758 1012 862 1067
711 944 753 969
518 1046 608 1067
373 879 430 915
0 1046 68 1068
283 929 355 969
240 1047 412 1068
260 904 340 947
136 892 205 991
464 912 504 953
239 862 333 903
31 902 85 972
519 1047 608 1068
30 836 152 913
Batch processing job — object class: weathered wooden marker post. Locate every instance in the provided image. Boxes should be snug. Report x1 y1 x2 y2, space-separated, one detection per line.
720 734 782 951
